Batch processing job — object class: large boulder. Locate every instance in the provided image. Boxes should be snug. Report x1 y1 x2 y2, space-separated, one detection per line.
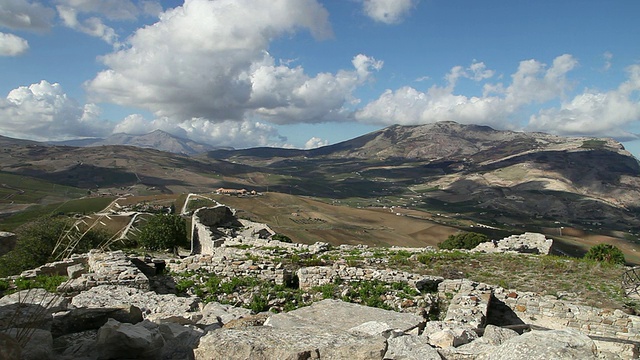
95 319 165 360
51 305 143 337
0 332 20 360
0 289 68 330
476 328 598 360
4 328 53 360
158 322 205 360
264 299 424 334
194 326 387 360
71 285 199 321
385 335 441 360
422 321 478 348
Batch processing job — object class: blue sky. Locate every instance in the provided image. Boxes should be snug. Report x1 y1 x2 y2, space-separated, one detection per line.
1 1 640 157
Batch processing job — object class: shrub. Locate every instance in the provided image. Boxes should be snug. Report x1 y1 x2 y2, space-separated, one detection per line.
439 232 489 250
272 233 292 243
584 244 626 265
136 214 188 251
0 217 108 277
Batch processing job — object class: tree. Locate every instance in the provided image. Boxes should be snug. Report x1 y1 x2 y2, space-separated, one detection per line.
136 214 188 252
439 232 490 250
584 244 626 265
0 217 110 277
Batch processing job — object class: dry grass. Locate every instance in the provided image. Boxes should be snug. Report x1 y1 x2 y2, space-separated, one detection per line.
412 251 632 311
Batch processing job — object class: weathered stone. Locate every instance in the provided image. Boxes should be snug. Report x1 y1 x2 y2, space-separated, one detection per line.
194 326 387 360
51 305 143 337
348 321 405 338
158 323 205 360
0 289 68 330
198 301 252 326
422 321 478 348
384 335 441 360
476 328 598 360
96 319 165 360
472 232 553 255
5 328 53 360
264 299 424 334
53 329 98 358
67 263 87 279
71 285 199 320
0 332 21 360
222 313 269 329
481 324 519 345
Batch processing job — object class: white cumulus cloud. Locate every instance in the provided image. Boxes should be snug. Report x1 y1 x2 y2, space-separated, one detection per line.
113 115 285 148
0 0 56 32
0 32 29 56
305 136 329 149
0 81 112 140
57 5 119 46
86 0 374 129
361 0 418 24
528 64 640 140
355 55 577 128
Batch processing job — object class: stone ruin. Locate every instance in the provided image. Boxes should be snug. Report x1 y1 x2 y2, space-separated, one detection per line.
0 206 638 359
190 205 275 255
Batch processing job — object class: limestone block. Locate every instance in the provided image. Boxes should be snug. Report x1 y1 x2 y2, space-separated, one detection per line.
96 319 165 360
476 329 598 360
384 335 441 360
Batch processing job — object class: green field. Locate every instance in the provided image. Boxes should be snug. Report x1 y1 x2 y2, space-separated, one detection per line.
0 197 115 231
0 172 87 204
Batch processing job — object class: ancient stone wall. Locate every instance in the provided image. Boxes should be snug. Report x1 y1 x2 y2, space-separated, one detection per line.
168 254 291 285
440 279 640 342
494 288 640 342
297 265 443 291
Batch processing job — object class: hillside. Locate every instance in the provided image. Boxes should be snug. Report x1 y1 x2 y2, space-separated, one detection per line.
49 130 221 155
2 121 640 239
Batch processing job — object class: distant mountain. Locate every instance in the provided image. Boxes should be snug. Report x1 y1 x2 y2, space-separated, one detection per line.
51 130 226 155
4 122 640 234
0 134 42 147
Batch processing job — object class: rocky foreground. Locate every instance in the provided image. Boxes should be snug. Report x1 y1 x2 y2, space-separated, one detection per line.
0 233 639 359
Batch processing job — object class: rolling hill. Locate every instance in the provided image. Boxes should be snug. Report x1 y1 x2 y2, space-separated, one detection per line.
2 121 640 236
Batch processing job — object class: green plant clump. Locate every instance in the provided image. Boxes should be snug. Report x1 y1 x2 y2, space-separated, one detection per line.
584 244 626 265
439 232 490 250
272 233 292 243
135 214 188 252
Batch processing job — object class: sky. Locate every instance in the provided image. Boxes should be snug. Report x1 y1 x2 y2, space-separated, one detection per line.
1 0 640 157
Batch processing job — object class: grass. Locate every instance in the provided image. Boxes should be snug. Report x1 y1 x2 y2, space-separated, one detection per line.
414 251 630 310
0 197 115 231
0 172 87 204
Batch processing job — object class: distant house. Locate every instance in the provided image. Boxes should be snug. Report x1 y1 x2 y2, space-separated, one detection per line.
216 188 248 195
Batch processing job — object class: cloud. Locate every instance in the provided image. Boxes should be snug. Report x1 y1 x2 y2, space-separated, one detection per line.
87 0 366 127
0 0 56 32
355 55 577 128
113 115 285 149
54 0 155 21
361 0 418 24
0 32 29 56
305 136 329 149
249 53 382 124
603 51 613 71
0 80 112 140
528 64 640 140
57 6 119 46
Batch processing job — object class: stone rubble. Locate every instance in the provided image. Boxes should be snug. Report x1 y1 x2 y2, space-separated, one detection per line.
0 207 638 359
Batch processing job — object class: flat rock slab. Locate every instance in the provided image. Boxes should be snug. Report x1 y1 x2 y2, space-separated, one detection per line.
264 299 424 334
194 326 387 360
71 285 199 319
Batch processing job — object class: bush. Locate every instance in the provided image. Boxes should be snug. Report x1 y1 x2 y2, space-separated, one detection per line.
584 244 626 265
136 214 188 251
439 232 490 250
0 217 109 277
272 233 292 243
